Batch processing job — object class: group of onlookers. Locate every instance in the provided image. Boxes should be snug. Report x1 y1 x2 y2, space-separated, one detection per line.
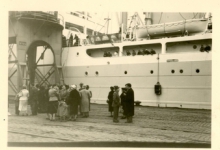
103 51 118 57
107 83 134 123
126 49 156 56
15 83 92 122
14 82 135 124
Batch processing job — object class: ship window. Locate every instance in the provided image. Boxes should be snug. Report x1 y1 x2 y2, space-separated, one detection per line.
171 70 175 73
196 69 200 73
180 69 183 73
124 71 127 74
96 71 99 75
150 70 154 74
85 72 88 75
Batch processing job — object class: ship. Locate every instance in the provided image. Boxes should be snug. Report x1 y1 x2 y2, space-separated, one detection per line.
8 12 212 109
61 12 212 109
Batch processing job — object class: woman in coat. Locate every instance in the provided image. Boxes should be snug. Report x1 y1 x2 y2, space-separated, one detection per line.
79 85 91 117
69 85 81 121
48 85 59 121
18 85 29 116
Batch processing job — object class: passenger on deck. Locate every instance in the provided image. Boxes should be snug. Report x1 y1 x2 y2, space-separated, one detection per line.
107 52 112 57
137 50 142 55
126 50 131 56
141 49 145 55
114 51 118 57
132 50 136 56
103 51 108 57
74 34 80 46
144 49 150 55
69 33 73 47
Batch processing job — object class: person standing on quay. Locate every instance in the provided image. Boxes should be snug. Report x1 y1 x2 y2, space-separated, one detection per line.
18 85 29 116
107 86 114 117
69 85 81 121
112 86 120 123
124 83 134 123
79 85 91 118
48 85 59 121
86 85 92 111
29 84 39 115
120 88 127 119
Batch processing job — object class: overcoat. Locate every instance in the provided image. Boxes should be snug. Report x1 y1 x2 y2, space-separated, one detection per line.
124 88 134 117
69 89 81 115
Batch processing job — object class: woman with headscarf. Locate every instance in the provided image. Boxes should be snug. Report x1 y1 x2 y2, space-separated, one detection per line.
79 85 91 118
69 85 81 121
18 85 29 116
48 84 59 121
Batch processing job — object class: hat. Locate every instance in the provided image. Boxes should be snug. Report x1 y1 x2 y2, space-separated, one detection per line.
71 85 76 89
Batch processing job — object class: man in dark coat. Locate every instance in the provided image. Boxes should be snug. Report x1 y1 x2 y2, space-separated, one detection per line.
107 86 114 117
124 83 134 123
29 84 39 115
69 85 81 121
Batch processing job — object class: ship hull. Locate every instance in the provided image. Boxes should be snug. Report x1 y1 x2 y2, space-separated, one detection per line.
62 60 211 109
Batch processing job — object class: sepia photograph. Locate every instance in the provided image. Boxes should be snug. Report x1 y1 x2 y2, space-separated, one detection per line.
5 1 218 148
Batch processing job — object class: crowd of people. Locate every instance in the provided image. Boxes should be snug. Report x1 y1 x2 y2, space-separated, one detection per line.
101 49 156 57
14 82 135 124
15 83 92 122
107 83 134 123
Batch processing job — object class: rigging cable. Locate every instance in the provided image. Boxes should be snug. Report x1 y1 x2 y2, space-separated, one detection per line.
158 12 163 24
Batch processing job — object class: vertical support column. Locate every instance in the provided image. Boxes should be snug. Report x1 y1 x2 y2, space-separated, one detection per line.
161 41 166 54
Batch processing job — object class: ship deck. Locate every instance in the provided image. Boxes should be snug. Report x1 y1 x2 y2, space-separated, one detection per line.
8 101 211 147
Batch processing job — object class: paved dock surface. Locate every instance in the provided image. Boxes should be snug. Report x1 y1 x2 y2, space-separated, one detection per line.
8 103 211 146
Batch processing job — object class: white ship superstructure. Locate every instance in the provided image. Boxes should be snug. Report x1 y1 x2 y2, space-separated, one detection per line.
8 12 212 109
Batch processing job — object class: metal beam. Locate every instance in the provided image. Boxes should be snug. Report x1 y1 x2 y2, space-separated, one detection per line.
8 69 17 80
39 70 55 86
37 64 54 67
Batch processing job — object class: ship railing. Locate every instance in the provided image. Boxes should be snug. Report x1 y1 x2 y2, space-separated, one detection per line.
9 11 59 23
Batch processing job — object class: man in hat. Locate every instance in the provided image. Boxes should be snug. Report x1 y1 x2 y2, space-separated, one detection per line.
78 83 84 116
124 83 134 123
79 85 91 117
69 85 81 121
112 86 120 123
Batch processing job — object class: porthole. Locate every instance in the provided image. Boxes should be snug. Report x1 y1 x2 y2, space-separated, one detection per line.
95 71 99 75
180 69 183 73
196 69 200 73
150 70 154 74
124 71 127 74
77 52 79 55
85 72 88 75
171 70 175 73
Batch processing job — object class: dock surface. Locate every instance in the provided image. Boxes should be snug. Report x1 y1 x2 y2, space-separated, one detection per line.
8 103 211 147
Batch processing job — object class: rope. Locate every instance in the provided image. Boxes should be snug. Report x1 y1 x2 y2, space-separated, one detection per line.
158 12 163 24
192 12 198 19
97 19 108 33
179 12 186 20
